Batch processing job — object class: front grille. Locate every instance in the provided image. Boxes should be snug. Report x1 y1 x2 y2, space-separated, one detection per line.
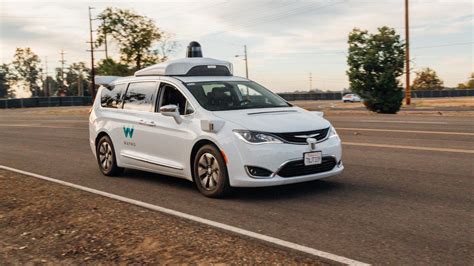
273 128 330 144
278 156 337 178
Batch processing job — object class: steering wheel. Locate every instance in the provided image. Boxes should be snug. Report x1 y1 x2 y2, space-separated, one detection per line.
239 99 251 105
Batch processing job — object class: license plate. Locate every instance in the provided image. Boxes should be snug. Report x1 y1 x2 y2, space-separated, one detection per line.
304 151 322 166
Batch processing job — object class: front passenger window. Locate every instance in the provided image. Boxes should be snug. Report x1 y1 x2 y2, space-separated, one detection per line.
159 84 193 115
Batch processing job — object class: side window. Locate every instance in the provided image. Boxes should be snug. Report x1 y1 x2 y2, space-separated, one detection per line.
100 83 127 108
122 82 157 111
159 83 193 115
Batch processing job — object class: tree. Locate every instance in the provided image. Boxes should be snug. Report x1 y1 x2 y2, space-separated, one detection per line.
96 58 133 76
44 76 60 96
155 32 179 62
0 64 15 98
347 27 405 114
11 48 42 97
457 73 474 89
96 7 165 70
412 68 444 90
65 62 91 96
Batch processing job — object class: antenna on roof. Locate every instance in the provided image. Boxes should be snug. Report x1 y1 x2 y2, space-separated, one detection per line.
186 41 203 58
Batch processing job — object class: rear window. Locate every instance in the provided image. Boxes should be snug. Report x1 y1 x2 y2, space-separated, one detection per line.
100 83 127 108
122 82 157 112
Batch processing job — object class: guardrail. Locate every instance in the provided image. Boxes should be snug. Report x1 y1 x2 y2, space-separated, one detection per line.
0 89 472 108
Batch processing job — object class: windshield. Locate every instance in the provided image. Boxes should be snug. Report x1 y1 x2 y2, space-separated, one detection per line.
184 81 291 111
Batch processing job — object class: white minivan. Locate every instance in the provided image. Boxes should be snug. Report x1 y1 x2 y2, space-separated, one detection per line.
89 42 343 197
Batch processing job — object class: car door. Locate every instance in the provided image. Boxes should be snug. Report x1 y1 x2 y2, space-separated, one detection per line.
136 81 196 178
117 81 160 170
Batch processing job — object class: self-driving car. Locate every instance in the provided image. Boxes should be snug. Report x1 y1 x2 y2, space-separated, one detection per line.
89 42 343 197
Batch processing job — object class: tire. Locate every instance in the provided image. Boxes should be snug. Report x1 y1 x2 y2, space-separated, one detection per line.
96 135 123 176
193 144 231 198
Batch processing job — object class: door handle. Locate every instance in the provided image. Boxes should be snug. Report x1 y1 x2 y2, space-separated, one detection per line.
138 119 156 127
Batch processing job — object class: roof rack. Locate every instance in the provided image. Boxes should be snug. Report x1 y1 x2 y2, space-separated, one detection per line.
134 57 233 77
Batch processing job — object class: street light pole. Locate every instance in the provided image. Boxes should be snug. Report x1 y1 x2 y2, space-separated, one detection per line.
244 45 248 79
405 0 411 105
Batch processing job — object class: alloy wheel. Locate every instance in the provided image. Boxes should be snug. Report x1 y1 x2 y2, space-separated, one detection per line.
99 141 113 171
197 153 220 190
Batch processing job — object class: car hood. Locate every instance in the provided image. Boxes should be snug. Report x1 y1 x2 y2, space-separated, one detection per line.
212 107 331 132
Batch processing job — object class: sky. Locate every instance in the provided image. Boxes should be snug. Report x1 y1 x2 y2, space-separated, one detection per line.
1 0 473 97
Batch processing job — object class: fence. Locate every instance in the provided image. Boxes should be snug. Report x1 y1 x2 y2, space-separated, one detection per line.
0 96 93 108
279 89 474 101
0 89 472 108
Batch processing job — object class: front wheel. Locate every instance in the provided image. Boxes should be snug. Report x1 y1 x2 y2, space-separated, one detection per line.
96 135 123 176
193 145 231 198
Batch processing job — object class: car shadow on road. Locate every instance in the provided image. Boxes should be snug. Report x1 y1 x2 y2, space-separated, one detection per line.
230 179 344 201
120 169 344 201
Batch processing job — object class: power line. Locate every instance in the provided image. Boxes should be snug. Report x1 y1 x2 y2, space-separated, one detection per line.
412 41 474 50
199 1 345 39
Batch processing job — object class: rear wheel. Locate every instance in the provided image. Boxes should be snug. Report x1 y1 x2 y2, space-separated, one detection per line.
96 135 123 176
193 145 230 198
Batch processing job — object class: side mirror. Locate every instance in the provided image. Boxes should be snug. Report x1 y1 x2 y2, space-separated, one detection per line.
160 104 183 124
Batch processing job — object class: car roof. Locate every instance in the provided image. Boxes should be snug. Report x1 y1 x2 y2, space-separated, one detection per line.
175 76 249 83
110 75 250 86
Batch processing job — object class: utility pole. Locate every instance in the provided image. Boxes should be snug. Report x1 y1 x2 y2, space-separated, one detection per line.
44 56 49 97
309 72 313 91
405 0 411 105
59 49 66 93
102 18 109 59
78 72 83 96
235 45 249 79
88 6 97 98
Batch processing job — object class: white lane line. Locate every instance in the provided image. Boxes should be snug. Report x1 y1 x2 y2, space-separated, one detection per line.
0 165 369 266
0 124 85 129
338 127 474 136
343 142 474 154
359 120 449 125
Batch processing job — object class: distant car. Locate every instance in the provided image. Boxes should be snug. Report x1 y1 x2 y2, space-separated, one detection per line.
342 94 361 103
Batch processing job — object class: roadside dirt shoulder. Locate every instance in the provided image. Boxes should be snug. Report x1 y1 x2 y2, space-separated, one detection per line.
0 169 326 264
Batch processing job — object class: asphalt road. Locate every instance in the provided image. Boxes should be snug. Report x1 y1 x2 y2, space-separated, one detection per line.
0 108 473 264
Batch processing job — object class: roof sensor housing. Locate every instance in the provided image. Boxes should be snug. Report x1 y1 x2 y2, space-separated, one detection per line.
186 41 203 58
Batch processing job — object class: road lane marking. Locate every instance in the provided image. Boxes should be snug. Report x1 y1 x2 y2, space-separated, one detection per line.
343 142 474 154
0 165 369 266
338 128 474 136
359 120 449 125
0 124 85 129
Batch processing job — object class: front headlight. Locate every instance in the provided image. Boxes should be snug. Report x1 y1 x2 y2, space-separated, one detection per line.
328 126 338 137
233 130 283 144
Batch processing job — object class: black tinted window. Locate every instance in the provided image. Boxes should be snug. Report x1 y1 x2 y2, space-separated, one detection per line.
100 83 127 108
159 84 193 115
123 82 157 111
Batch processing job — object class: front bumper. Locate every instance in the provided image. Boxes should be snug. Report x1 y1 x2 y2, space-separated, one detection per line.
223 134 343 187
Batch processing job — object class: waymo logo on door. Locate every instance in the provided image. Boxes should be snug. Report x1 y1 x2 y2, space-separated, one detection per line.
123 126 135 139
